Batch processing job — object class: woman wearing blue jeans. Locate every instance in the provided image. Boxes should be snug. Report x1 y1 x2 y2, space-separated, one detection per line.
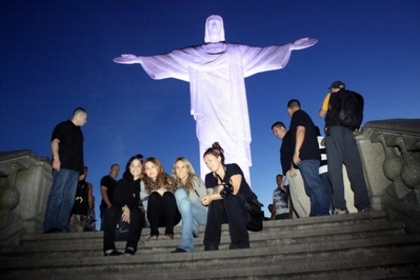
171 157 208 253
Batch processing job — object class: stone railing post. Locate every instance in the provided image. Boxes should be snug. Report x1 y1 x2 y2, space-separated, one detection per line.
0 150 52 246
357 119 420 233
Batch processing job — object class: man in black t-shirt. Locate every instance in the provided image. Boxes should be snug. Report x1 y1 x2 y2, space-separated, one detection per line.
44 107 87 233
271 121 310 218
99 164 120 230
286 99 329 217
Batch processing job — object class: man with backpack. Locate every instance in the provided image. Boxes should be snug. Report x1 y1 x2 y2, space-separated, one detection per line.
318 81 371 214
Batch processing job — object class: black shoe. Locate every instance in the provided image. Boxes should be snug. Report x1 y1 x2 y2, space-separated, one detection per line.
171 247 187 253
104 250 123 256
44 228 61 233
124 248 135 255
204 245 218 251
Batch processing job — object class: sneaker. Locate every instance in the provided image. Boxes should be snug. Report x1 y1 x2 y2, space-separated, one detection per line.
333 208 349 215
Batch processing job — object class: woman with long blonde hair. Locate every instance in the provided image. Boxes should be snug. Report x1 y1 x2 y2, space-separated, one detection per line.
141 157 180 240
171 157 209 253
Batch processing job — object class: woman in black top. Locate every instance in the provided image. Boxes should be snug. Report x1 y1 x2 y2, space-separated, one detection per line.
103 154 145 256
201 142 254 250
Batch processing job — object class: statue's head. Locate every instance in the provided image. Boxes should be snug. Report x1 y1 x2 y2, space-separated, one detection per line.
204 15 225 43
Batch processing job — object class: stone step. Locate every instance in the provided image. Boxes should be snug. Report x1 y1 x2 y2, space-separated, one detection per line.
0 218 406 259
16 210 390 244
1 235 420 279
2 210 418 279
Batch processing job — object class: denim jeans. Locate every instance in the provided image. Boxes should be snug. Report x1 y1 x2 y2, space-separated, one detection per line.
175 188 207 252
298 160 330 217
43 169 80 232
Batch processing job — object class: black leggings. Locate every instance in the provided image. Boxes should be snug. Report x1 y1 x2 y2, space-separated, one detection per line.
147 191 181 236
103 206 145 253
203 195 249 250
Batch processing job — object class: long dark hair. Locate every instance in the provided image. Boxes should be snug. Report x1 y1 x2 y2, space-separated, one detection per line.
123 154 143 179
203 142 225 165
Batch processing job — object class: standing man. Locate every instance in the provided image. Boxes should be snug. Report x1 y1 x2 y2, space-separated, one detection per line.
287 99 329 217
99 164 120 231
272 174 291 220
44 107 87 233
318 81 370 214
271 122 310 218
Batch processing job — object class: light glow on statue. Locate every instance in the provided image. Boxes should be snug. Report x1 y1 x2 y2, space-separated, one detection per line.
114 15 317 184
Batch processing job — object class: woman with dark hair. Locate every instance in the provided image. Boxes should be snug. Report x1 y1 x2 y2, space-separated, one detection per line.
103 154 145 256
141 157 181 240
201 142 255 250
171 157 209 253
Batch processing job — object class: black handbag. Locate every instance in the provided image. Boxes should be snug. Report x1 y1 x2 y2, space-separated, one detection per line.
241 196 264 232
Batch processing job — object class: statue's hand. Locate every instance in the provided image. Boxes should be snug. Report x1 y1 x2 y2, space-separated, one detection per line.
113 54 141 64
291 38 318 50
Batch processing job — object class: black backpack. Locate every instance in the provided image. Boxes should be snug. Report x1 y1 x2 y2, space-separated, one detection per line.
328 90 364 130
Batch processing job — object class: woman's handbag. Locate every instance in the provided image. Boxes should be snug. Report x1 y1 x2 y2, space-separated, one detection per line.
214 172 264 232
241 196 264 232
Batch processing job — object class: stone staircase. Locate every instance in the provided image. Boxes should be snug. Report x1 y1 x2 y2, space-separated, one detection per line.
1 210 420 279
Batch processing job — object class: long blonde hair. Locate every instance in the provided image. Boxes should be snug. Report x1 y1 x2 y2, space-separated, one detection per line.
172 157 197 195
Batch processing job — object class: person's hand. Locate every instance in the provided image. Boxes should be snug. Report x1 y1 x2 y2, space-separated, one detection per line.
293 151 301 165
201 196 212 206
113 54 141 64
78 173 86 181
290 168 297 178
52 158 61 171
290 38 318 50
121 208 131 223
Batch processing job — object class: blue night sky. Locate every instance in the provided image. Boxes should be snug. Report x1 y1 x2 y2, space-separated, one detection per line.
1 0 419 223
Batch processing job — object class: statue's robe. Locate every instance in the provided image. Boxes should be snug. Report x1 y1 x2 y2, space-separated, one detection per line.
140 43 293 184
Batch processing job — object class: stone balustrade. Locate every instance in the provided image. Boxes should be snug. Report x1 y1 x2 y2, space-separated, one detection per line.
0 150 52 245
357 119 420 233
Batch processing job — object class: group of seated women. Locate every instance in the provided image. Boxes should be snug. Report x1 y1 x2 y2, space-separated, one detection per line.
102 142 255 256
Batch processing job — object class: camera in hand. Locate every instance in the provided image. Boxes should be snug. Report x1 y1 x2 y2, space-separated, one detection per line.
220 183 234 198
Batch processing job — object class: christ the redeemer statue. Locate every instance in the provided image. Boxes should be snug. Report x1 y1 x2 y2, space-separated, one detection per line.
114 15 317 185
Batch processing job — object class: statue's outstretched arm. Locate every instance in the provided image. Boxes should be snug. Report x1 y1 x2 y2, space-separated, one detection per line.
113 54 143 64
290 38 318 51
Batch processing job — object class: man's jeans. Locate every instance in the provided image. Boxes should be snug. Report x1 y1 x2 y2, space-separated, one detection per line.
44 169 79 232
298 160 330 217
175 188 207 252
